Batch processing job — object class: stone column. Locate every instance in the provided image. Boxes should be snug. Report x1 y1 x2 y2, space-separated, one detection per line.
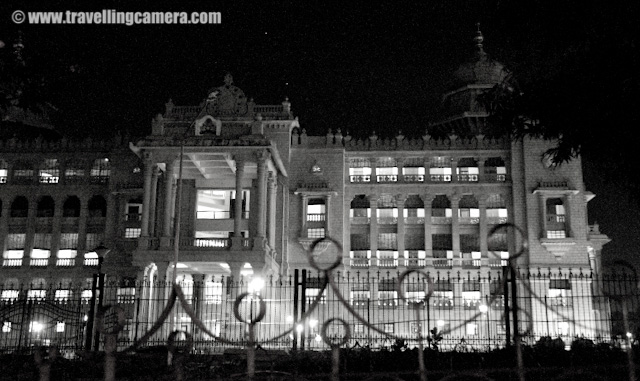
396 158 404 184
141 153 154 237
538 193 546 239
105 193 117 243
477 157 485 182
396 195 406 266
478 194 488 259
21 195 37 268
77 195 89 253
370 159 378 184
234 158 245 237
369 196 378 265
0 200 11 255
50 196 64 264
300 195 309 237
255 151 269 240
162 158 177 242
422 195 435 259
149 165 159 237
192 274 206 340
324 195 331 235
267 173 277 248
450 157 458 183
451 194 461 258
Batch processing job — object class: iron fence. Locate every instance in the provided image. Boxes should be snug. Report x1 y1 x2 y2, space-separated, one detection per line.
1 269 639 355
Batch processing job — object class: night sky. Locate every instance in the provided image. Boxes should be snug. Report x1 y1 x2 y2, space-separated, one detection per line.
1 1 638 269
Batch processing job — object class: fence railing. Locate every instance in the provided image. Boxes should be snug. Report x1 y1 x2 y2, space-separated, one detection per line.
1 270 638 355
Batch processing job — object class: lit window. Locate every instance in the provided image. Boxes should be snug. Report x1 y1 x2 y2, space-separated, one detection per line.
305 287 327 304
0 159 8 183
27 290 47 300
546 230 566 239
90 158 110 183
1 290 19 301
307 228 325 239
557 321 570 336
39 159 60 183
55 290 71 301
126 202 142 221
81 290 93 301
354 324 365 334
383 323 394 333
205 282 224 304
196 189 249 219
56 322 65 333
117 287 135 304
466 323 478 336
125 228 141 238
2 322 11 333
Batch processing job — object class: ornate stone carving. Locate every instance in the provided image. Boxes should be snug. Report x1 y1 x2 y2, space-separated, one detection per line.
206 73 248 116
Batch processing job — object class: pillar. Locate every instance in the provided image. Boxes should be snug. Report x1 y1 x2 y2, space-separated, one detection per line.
300 195 309 237
396 158 404 183
477 157 485 182
450 157 458 183
77 195 89 253
369 196 378 265
324 195 331 235
21 195 37 268
0 199 11 256
162 158 177 240
255 151 269 240
141 153 154 237
50 196 64 265
234 158 245 237
149 165 159 236
451 194 460 259
267 173 277 248
422 195 434 259
396 195 406 266
478 194 488 259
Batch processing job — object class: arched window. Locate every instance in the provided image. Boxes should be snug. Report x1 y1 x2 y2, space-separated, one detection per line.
484 157 507 182
12 161 35 184
90 158 110 184
37 196 55 217
545 198 567 238
65 159 86 183
39 159 60 183
10 196 28 217
88 195 107 217
431 195 451 218
63 196 81 217
457 157 478 182
458 195 479 224
350 195 370 219
0 159 8 183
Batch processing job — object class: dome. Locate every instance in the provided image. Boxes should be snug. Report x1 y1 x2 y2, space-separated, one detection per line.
450 28 509 90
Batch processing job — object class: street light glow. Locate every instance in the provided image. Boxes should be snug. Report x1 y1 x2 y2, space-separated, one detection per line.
479 304 488 313
248 277 265 293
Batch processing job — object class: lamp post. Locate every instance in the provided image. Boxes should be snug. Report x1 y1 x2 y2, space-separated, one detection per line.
84 244 111 352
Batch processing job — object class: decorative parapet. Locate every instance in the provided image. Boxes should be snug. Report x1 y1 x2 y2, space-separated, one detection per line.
0 134 127 152
163 102 294 122
291 129 509 151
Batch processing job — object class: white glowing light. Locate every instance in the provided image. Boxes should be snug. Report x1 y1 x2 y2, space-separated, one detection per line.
248 277 265 293
315 334 322 342
479 304 488 313
286 315 294 323
437 320 445 327
309 319 318 328
296 324 304 333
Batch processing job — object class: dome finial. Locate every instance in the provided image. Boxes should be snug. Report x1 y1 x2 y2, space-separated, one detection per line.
474 23 486 56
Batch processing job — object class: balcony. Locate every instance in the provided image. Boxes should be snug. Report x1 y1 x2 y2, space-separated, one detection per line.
403 174 424 183
431 216 451 224
90 176 109 184
376 258 398 269
190 238 231 248
350 175 370 183
30 259 49 267
2 259 22 267
84 257 99 266
350 216 370 225
457 174 478 182
462 299 483 310
432 298 454 309
307 213 326 222
350 258 370 268
376 175 397 183
487 217 508 225
433 259 453 269
548 296 573 307
404 258 426 268
39 176 59 184
405 216 425 224
56 258 76 267
461 259 482 269
458 217 479 224
377 217 397 224
430 175 451 182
